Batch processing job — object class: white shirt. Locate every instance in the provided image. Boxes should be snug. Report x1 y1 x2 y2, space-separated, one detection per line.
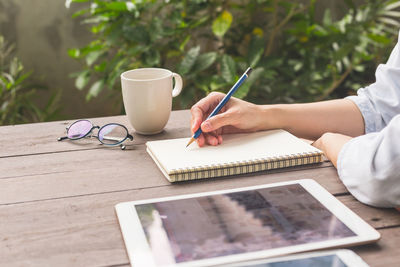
338 33 400 208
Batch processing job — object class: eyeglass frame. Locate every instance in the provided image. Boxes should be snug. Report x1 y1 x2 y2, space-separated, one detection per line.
58 119 133 150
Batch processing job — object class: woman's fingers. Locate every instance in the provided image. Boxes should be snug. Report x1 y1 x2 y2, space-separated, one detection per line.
201 111 235 133
190 106 204 133
196 133 206 147
205 132 220 146
190 92 226 131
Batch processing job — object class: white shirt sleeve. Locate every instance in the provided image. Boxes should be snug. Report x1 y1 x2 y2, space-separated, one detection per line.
337 32 400 208
346 34 400 133
337 115 400 208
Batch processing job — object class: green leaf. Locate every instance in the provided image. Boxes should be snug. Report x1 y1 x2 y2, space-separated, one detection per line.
382 11 400 18
385 1 400 11
322 9 332 26
127 45 148 56
2 73 14 88
14 72 31 88
235 67 264 99
105 2 128 11
80 41 103 54
312 25 328 36
212 10 233 38
367 33 391 45
378 17 400 27
82 16 109 24
333 43 353 61
179 35 191 52
68 48 80 59
210 75 228 91
75 70 90 90
86 80 104 101
178 46 200 75
192 52 217 73
72 9 89 18
248 36 264 67
194 77 213 93
10 57 22 77
86 51 103 66
94 62 107 72
353 65 365 72
166 50 181 58
189 15 209 28
221 54 236 83
106 57 128 88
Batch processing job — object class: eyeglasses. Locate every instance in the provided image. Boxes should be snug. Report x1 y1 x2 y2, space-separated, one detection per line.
58 119 133 150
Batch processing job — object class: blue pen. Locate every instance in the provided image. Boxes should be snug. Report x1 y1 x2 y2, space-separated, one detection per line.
186 67 253 147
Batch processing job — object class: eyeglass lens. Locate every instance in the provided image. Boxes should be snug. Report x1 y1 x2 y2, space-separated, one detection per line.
67 120 93 139
98 124 128 145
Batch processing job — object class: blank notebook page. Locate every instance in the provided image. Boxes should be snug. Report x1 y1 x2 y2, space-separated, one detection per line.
146 129 321 173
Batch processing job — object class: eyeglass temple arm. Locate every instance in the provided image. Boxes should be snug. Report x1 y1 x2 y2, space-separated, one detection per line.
100 134 133 142
119 134 133 150
59 134 132 142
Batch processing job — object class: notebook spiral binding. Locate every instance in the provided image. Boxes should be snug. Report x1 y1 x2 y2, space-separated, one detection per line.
169 151 323 182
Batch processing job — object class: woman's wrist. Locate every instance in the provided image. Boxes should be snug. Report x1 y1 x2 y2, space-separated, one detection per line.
257 104 287 131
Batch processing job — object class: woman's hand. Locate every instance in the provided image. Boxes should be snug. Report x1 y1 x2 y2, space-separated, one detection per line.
312 132 352 168
190 93 360 150
190 92 266 147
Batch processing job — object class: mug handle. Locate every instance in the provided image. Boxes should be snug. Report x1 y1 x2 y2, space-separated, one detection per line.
172 73 183 97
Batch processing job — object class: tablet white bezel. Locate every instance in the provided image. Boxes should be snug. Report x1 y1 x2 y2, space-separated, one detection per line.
115 179 380 267
224 249 370 267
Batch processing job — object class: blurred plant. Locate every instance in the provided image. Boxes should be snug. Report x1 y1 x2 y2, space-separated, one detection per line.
66 0 400 109
0 35 61 125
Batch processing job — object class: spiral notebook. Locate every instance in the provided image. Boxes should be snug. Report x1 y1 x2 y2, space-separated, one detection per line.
146 129 323 182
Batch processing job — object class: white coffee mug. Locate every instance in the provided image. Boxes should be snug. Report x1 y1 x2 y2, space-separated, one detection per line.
121 68 183 135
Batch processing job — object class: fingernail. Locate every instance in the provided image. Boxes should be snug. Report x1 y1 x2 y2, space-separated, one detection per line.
192 121 198 131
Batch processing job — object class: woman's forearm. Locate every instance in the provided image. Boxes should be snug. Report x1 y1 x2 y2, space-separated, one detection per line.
259 99 365 140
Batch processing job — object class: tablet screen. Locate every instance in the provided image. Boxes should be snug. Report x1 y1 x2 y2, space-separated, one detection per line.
237 254 347 267
135 184 355 265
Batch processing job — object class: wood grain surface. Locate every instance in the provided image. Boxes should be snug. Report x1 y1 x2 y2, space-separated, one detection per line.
0 110 398 267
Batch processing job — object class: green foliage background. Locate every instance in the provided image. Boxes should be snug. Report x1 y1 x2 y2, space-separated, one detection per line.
0 35 60 125
67 0 400 110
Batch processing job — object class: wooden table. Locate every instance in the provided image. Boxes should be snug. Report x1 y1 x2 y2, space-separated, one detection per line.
0 110 399 267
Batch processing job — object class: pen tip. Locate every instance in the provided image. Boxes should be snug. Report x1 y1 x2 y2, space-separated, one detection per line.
186 137 196 148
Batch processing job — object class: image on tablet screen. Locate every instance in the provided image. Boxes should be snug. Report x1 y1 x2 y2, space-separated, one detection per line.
135 184 355 265
237 255 347 267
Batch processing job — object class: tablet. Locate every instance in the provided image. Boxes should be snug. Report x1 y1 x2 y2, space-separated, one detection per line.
223 249 369 267
115 179 380 267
